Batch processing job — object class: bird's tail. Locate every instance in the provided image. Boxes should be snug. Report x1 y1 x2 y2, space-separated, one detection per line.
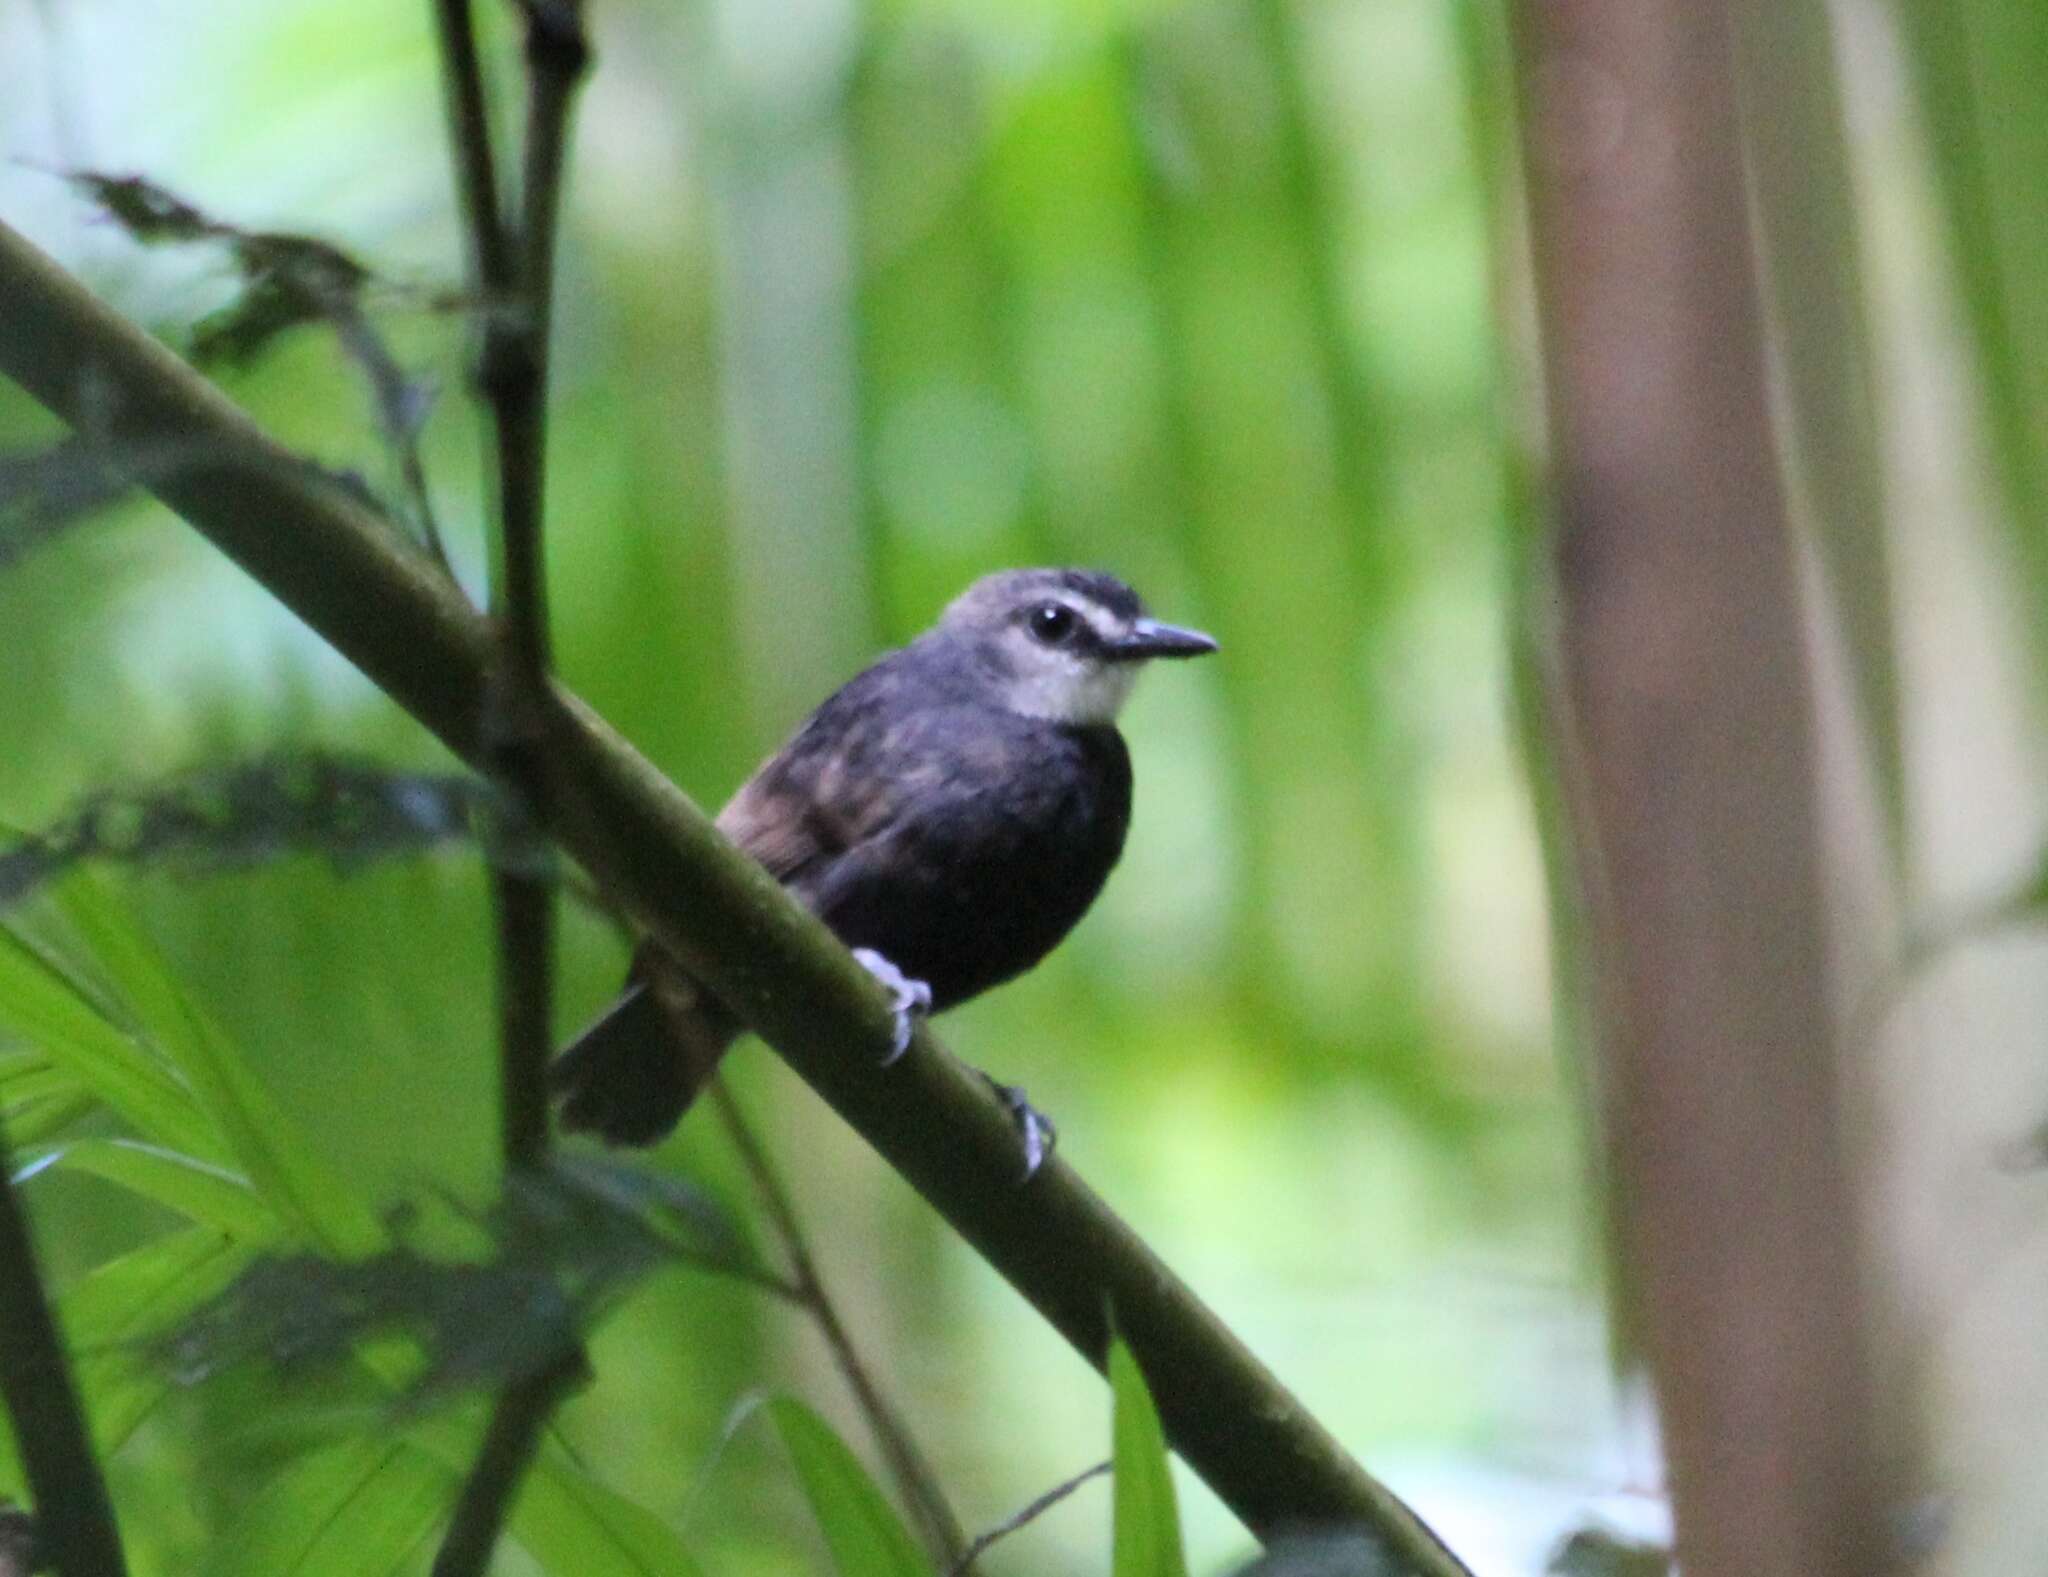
550 972 740 1146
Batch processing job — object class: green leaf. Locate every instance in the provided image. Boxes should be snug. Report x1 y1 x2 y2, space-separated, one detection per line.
198 1438 446 1577
512 1451 714 1577
1111 1338 1188 1577
402 1411 710 1577
0 1088 97 1146
51 874 382 1256
0 1050 59 1095
0 1058 80 1111
0 917 218 1159
0 1052 93 1145
18 1138 275 1238
769 1396 930 1577
0 1226 260 1498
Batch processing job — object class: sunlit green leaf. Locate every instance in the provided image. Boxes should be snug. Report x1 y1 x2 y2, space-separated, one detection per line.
17 1138 273 1238
0 1088 96 1147
0 1052 91 1144
769 1396 930 1577
0 917 218 1159
1111 1338 1187 1577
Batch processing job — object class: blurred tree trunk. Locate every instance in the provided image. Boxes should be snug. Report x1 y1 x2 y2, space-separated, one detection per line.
1509 2 1896 1573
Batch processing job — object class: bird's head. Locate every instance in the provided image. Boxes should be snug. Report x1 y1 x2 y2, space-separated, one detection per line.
937 568 1217 725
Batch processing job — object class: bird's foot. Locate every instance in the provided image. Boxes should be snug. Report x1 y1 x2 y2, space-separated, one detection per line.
978 1072 1057 1182
852 948 932 1066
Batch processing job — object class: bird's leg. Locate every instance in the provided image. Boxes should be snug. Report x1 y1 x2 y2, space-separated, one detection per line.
976 1073 1057 1181
851 948 932 1066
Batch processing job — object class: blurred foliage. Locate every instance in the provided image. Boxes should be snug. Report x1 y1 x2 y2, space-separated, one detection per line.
6 0 2047 1568
1110 1338 1188 1577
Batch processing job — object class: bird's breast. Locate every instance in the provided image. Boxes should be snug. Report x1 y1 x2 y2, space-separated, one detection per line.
809 720 1132 1011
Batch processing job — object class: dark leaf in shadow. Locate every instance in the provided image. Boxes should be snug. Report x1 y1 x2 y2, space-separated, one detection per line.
0 754 517 910
66 169 446 562
0 435 134 568
149 1156 760 1411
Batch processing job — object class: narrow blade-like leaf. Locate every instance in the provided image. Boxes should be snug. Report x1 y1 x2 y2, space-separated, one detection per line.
769 1396 930 1577
1111 1338 1188 1577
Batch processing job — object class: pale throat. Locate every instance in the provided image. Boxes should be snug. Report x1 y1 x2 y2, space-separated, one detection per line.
1002 661 1138 725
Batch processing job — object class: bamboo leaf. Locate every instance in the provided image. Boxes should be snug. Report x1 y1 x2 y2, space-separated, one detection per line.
0 916 217 1158
511 1451 713 1577
1111 1338 1188 1577
403 1411 711 1577
0 1226 259 1497
0 1088 97 1147
0 1052 73 1105
51 874 382 1256
769 1396 930 1577
17 1138 274 1238
0 1053 92 1143
198 1438 445 1577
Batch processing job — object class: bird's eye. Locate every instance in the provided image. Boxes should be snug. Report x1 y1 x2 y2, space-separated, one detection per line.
1028 603 1077 645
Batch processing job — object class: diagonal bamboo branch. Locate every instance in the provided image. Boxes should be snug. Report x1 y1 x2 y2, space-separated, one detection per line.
0 216 1470 1577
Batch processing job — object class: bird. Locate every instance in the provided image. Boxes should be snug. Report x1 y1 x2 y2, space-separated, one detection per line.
550 566 1216 1171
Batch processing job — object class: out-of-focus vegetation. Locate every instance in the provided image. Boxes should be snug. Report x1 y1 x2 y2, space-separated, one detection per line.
3 0 2048 1570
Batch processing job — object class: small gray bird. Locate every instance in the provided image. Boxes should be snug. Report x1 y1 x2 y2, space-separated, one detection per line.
551 567 1216 1167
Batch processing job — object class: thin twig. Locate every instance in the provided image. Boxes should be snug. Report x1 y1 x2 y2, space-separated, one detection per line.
943 1460 1110 1577
426 0 591 1568
491 0 589 691
474 1 589 1171
430 1348 586 1577
709 1079 973 1571
327 300 454 578
490 849 555 1172
0 1128 127 1577
430 0 512 297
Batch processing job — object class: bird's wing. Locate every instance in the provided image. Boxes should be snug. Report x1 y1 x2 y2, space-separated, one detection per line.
713 686 911 883
716 692 1028 885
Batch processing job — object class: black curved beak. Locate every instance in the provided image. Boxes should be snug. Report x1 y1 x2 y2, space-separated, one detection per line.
1109 618 1220 662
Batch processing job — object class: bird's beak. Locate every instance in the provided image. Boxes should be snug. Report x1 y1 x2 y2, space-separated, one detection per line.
1110 618 1220 661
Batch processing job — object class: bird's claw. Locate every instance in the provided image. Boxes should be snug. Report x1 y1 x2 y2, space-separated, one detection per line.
852 948 932 1065
980 1074 1057 1181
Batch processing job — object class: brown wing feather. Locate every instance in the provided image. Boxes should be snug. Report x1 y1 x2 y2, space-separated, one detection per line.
714 716 905 885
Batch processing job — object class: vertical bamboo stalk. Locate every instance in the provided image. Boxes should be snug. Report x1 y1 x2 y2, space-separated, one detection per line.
1509 2 1893 1572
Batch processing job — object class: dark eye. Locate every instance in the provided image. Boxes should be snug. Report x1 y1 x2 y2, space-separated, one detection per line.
1028 603 1077 645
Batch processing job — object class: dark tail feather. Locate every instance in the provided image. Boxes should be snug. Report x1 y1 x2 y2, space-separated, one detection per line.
550 979 737 1146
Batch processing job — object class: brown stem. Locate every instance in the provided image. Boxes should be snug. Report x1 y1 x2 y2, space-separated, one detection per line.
1509 1 1893 1572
